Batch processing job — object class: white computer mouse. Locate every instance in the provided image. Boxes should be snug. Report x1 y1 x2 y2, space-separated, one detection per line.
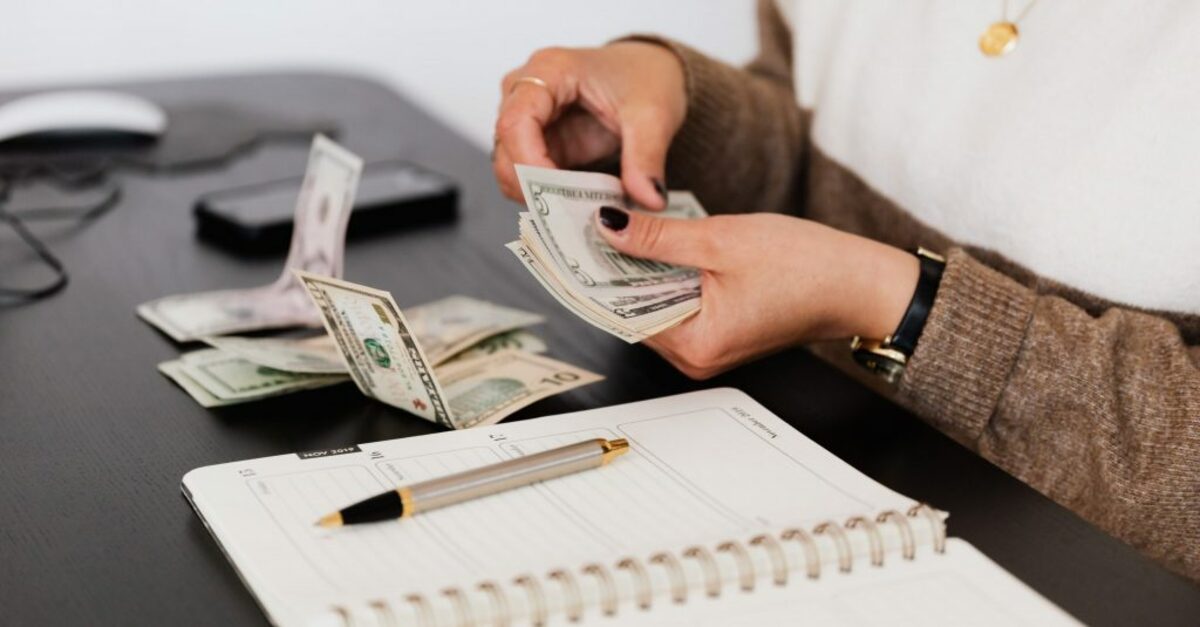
0 90 167 145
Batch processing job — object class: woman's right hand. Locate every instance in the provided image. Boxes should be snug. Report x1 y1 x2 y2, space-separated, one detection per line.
492 41 687 210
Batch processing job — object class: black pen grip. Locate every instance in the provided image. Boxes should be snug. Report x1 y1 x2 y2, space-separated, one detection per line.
340 490 404 524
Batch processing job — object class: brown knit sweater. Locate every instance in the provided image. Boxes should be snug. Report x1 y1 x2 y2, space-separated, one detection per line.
627 1 1200 583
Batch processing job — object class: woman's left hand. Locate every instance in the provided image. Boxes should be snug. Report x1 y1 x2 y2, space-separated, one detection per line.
594 207 920 379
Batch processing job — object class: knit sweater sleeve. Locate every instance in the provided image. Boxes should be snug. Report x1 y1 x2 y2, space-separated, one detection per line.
899 248 1200 581
619 0 806 215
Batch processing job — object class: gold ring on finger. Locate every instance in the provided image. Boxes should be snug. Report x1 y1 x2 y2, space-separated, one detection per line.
509 76 552 99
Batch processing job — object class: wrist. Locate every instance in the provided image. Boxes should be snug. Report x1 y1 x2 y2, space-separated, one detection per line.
840 237 922 340
845 245 945 384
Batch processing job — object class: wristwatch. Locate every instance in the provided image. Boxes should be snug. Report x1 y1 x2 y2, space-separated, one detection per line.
851 247 946 383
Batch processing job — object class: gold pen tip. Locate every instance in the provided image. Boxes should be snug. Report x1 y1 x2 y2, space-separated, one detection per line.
600 438 630 464
315 512 344 528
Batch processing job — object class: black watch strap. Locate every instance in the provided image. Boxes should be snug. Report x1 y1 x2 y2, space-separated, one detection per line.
888 248 946 356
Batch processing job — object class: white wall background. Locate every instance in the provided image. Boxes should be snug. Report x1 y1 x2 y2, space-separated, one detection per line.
0 1 756 148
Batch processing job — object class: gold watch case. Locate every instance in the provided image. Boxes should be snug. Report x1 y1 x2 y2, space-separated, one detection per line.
850 336 908 385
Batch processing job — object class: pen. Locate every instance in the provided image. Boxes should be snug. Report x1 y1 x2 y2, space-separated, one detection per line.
316 437 630 527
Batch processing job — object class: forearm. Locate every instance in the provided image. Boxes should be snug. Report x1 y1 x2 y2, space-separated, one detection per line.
899 249 1200 581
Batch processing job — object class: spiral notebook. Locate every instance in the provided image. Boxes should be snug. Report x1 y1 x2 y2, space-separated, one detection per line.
183 388 1078 626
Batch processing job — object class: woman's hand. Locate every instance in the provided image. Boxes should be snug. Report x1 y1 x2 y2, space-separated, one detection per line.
493 42 687 210
594 207 921 379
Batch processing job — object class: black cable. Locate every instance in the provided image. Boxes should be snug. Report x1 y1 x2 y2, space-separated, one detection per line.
9 185 120 222
0 125 325 306
0 177 70 301
0 165 121 302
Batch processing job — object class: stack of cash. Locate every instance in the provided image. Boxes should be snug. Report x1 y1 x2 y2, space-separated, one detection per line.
294 273 601 430
505 165 707 343
145 136 601 429
159 348 347 409
157 291 596 429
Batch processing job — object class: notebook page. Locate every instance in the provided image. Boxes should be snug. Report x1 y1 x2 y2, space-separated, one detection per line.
183 387 915 626
609 539 1079 626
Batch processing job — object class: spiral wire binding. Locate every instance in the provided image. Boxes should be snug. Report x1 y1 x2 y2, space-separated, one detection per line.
749 534 789 586
347 503 946 626
405 593 433 627
814 521 855 573
332 604 354 627
616 558 653 609
908 503 947 553
512 575 547 626
717 541 756 592
846 515 886 567
581 564 619 616
649 551 688 603
682 546 722 598
368 599 397 627
547 570 583 622
877 510 917 560
442 588 473 627
780 526 822 579
476 581 510 627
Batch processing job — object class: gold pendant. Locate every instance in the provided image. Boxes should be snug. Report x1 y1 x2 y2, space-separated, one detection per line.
979 21 1019 57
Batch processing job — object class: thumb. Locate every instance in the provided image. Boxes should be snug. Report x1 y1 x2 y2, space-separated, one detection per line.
618 112 672 211
595 206 712 268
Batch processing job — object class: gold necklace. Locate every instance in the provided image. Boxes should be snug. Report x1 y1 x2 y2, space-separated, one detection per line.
979 0 1039 57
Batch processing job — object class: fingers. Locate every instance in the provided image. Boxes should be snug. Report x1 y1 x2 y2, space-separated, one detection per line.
495 45 681 215
495 91 558 171
594 206 716 269
492 142 524 201
495 49 580 173
493 72 559 202
545 110 621 167
618 108 674 211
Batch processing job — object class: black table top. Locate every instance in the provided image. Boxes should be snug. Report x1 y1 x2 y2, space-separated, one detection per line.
0 72 1196 626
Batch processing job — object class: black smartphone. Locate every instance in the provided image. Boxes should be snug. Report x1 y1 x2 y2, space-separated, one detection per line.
195 160 458 254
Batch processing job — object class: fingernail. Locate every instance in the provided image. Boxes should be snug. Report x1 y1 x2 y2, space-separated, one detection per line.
651 177 668 201
598 206 629 231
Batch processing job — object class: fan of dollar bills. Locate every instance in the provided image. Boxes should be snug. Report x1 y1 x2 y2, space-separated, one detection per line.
505 165 708 343
141 136 601 429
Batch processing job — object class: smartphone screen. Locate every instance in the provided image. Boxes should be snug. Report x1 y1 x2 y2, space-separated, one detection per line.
196 160 458 252
210 164 453 227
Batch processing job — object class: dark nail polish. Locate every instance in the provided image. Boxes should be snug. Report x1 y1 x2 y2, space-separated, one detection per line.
651 177 668 200
599 206 629 231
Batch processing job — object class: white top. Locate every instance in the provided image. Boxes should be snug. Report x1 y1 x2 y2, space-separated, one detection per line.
778 0 1200 314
